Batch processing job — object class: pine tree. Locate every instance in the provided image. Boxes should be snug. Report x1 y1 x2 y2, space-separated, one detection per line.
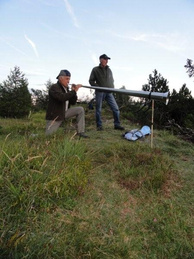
169 84 194 127
0 66 32 118
184 59 194 78
140 69 169 127
142 69 169 93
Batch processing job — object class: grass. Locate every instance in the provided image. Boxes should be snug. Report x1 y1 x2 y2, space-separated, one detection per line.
0 108 194 258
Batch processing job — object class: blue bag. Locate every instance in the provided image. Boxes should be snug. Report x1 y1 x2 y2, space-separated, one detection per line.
122 125 151 141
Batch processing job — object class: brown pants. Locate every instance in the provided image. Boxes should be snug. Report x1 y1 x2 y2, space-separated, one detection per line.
45 106 85 135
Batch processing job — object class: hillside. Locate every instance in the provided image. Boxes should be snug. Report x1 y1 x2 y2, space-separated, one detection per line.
0 109 194 258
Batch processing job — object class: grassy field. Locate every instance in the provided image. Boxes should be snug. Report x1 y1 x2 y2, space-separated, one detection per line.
0 108 194 258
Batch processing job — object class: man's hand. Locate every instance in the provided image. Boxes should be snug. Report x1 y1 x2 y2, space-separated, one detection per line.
71 84 82 92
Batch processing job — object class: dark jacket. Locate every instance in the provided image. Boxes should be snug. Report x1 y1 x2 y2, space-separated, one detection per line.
89 64 114 88
46 82 77 121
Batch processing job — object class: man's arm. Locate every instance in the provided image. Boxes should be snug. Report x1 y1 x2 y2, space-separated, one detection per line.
89 68 98 86
49 84 77 102
69 84 82 105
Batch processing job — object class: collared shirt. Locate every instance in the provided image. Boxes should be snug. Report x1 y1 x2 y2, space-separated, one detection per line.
62 85 69 111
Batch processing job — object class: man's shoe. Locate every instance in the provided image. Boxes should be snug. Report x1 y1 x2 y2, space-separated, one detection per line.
97 126 103 131
114 125 125 130
77 132 89 138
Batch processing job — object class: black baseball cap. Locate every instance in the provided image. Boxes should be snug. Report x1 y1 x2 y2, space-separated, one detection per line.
99 54 111 60
56 69 71 79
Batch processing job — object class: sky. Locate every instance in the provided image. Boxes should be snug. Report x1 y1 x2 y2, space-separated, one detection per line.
0 0 194 100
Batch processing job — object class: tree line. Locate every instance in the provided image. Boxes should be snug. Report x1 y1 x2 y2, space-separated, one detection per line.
0 61 194 131
115 67 194 131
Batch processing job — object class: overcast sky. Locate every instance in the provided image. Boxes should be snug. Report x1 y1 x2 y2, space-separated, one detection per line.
0 0 194 99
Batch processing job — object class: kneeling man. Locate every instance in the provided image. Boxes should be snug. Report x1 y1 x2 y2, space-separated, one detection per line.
45 69 88 138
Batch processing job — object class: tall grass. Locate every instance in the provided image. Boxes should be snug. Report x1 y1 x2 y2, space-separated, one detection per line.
0 122 91 257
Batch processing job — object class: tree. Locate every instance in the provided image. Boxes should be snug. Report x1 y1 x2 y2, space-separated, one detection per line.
120 68 194 131
114 86 132 108
31 79 52 111
169 84 194 127
184 59 194 78
141 69 170 127
142 69 169 93
0 66 32 118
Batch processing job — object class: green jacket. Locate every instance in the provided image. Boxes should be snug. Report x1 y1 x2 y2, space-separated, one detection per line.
46 82 77 121
89 64 114 88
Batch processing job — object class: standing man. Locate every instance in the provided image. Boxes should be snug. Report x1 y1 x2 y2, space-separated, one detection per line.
89 54 124 131
46 69 88 138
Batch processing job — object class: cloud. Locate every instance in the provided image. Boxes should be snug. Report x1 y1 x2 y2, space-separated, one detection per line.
63 0 80 28
0 37 26 55
24 34 39 58
143 33 186 52
25 70 46 77
41 23 80 40
130 34 147 42
112 65 133 72
113 32 186 53
91 53 98 64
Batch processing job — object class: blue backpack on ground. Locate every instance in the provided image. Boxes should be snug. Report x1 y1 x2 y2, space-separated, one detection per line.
122 125 151 141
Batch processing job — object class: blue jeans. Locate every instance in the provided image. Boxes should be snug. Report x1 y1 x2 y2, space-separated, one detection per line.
95 91 120 128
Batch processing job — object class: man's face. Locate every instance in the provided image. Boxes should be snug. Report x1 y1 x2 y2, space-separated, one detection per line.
100 58 108 67
59 76 70 87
